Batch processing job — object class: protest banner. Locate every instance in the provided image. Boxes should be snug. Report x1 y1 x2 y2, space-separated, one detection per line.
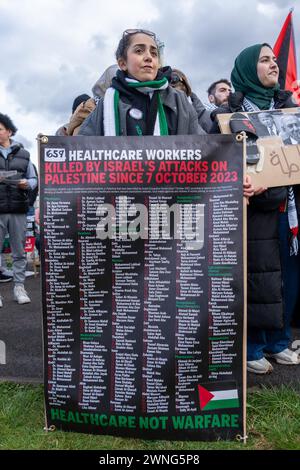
39 134 246 440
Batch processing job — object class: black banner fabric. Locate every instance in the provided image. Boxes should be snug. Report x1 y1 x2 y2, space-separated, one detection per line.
40 134 245 440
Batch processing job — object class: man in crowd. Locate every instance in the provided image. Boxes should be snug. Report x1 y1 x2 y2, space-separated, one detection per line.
206 79 232 110
0 113 37 307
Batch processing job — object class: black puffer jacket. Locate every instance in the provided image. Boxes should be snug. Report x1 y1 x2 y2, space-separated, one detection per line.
247 187 287 329
212 90 297 329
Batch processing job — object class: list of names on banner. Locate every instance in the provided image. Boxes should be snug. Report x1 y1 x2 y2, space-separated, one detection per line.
45 199 77 404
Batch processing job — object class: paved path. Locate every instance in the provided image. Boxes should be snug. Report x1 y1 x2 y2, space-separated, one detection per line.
0 274 43 382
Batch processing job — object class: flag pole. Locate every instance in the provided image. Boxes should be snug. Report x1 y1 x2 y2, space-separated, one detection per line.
235 130 248 444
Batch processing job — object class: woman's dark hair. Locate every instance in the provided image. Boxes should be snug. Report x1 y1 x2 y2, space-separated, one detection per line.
171 69 192 97
0 113 18 135
115 29 162 61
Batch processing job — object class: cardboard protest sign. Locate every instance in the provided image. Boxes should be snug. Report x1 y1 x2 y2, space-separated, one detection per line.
217 107 300 187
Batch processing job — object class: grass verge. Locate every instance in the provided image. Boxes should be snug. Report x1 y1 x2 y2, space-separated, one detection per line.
0 382 299 450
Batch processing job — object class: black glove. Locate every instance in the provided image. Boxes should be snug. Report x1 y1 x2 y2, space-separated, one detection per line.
227 91 244 112
210 104 231 122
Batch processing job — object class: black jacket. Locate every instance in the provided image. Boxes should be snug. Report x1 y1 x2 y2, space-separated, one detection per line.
247 187 287 329
0 143 30 214
212 90 297 329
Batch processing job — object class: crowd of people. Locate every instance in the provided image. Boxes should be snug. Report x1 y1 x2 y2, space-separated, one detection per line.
1 28 300 376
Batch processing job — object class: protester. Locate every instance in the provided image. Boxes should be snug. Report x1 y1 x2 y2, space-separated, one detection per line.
211 43 300 373
170 68 213 132
56 94 90 136
170 68 192 96
79 29 206 136
0 113 38 306
206 79 232 110
67 67 119 136
66 94 92 136
78 31 253 203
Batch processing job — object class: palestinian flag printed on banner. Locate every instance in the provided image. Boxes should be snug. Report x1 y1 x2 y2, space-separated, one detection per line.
273 9 299 102
198 382 239 411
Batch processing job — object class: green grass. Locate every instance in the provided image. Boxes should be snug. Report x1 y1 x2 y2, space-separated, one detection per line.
0 382 299 450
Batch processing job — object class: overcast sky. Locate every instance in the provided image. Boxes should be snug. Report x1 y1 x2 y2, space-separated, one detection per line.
0 0 298 165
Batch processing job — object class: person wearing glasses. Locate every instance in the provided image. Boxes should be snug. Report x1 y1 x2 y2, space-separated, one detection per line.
170 69 192 96
170 68 214 132
79 29 206 136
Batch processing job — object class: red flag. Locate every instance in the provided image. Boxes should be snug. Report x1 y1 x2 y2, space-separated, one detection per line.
273 9 299 102
197 385 214 411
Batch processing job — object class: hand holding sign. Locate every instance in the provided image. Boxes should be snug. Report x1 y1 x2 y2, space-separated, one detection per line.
243 175 254 204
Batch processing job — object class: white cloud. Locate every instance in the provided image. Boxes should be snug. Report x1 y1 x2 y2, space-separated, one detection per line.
0 0 161 165
0 80 61 166
257 2 280 18
0 0 299 167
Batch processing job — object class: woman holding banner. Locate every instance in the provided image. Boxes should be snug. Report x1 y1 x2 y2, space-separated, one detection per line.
79 29 206 137
79 29 254 193
79 27 257 208
213 43 300 373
